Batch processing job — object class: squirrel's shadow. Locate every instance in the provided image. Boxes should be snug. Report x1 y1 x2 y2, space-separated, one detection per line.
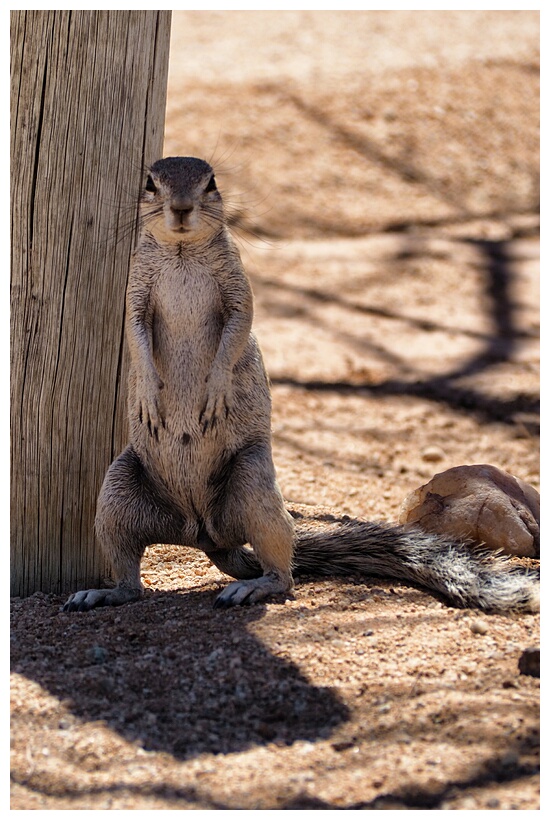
11 587 349 760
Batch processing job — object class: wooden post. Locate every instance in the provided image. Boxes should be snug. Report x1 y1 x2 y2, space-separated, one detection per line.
10 10 171 596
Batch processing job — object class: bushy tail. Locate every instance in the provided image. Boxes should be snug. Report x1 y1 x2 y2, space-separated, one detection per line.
291 517 539 613
206 512 539 613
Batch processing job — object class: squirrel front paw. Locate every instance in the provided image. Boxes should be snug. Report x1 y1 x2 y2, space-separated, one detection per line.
137 374 165 438
200 371 233 434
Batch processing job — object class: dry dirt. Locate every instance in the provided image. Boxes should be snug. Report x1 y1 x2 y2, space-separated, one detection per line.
10 10 540 810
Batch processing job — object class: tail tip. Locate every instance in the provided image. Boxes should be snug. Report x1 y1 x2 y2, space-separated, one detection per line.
525 586 540 613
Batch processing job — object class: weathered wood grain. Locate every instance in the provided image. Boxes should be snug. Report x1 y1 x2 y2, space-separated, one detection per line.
11 10 171 596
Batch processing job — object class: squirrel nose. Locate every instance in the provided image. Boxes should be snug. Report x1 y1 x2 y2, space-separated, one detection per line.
170 199 194 218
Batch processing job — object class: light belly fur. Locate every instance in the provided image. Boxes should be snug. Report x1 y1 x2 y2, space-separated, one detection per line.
127 262 272 524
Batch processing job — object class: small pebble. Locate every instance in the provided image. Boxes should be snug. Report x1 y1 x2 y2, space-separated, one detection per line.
470 619 489 635
421 446 446 462
87 645 108 664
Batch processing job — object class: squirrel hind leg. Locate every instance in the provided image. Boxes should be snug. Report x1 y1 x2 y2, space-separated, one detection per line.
63 446 185 612
211 506 295 607
204 546 263 580
208 443 296 607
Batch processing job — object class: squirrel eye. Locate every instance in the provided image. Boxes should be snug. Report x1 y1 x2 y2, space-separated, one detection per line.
145 175 157 193
204 175 217 193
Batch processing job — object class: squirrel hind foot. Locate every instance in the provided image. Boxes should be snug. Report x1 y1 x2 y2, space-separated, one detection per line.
214 571 293 609
62 586 142 612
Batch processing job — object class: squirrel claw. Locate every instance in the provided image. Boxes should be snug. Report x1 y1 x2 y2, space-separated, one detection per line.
200 388 232 435
147 420 161 440
138 394 165 438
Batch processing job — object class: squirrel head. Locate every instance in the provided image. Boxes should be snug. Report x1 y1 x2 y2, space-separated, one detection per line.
140 157 224 241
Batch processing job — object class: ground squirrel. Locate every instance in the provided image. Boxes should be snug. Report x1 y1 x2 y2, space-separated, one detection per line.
64 157 539 614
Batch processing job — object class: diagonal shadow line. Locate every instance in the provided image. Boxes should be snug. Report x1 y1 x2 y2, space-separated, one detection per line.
282 89 468 214
232 204 539 241
270 237 539 427
313 314 416 371
254 275 535 344
230 76 538 241
9 774 223 810
282 743 539 809
271 375 539 427
278 62 538 224
11 734 539 810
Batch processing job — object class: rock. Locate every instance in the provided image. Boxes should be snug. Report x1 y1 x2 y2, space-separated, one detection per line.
421 445 446 462
518 647 540 677
87 645 109 664
398 464 539 557
469 619 489 635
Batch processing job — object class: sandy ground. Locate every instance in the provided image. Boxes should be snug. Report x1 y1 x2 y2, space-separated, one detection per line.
10 10 540 810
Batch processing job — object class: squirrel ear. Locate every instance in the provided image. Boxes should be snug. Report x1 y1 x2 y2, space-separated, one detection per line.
145 174 157 193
